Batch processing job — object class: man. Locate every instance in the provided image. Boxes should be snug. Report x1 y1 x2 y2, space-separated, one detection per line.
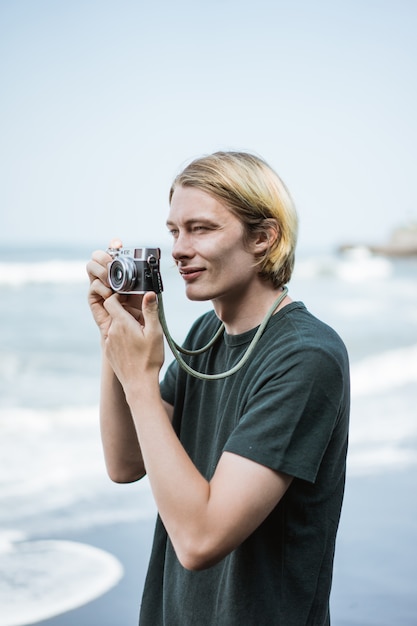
87 151 350 625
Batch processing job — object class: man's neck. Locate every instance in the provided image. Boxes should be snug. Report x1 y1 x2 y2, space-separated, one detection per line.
212 284 291 335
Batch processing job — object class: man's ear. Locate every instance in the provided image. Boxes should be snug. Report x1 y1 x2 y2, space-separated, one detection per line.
252 218 280 254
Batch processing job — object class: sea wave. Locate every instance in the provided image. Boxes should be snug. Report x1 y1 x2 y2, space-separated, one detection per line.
294 248 394 283
0 247 398 287
0 260 88 286
0 342 415 524
350 343 417 396
0 406 156 535
346 342 417 476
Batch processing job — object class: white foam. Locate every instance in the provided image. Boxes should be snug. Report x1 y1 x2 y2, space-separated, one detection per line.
335 247 393 282
351 343 417 396
347 344 417 475
0 260 87 286
293 249 394 283
348 446 417 476
0 406 156 533
0 536 123 626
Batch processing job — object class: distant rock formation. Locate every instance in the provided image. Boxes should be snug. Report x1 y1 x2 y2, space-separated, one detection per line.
339 223 417 257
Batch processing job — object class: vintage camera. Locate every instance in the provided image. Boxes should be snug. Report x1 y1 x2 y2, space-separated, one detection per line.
108 246 163 294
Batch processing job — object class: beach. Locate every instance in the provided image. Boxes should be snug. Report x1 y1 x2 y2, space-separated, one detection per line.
27 470 417 626
31 519 155 626
0 244 416 625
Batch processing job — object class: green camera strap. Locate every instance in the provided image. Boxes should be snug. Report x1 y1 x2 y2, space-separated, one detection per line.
157 286 288 381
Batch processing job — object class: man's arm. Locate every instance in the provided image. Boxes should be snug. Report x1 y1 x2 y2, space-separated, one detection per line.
99 354 174 483
103 292 293 571
128 385 292 571
99 354 145 482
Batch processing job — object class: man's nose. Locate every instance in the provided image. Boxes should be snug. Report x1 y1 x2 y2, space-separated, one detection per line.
172 231 194 260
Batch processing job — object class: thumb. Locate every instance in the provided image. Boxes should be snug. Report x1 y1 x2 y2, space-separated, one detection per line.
142 291 160 325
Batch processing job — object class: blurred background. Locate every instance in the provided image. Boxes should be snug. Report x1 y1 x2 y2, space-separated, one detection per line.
1 0 416 251
1 2 416 625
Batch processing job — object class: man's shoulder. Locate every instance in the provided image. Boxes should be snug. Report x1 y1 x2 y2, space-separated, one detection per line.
262 301 349 372
280 301 346 345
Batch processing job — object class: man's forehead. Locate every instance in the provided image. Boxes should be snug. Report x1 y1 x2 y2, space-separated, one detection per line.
167 191 230 224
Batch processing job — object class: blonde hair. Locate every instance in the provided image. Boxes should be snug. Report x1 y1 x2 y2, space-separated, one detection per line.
169 151 298 287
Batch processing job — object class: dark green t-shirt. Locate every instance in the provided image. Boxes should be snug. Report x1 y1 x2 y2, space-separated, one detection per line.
139 302 350 626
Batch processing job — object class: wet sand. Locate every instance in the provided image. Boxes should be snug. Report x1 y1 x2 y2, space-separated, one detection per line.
34 519 154 626
331 468 417 625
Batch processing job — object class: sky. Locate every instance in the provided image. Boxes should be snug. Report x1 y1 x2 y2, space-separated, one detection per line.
1 0 416 253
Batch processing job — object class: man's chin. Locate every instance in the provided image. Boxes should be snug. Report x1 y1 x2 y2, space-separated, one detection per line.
184 286 211 302
186 294 211 303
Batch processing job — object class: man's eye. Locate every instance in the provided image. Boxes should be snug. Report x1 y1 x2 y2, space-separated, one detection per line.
168 229 179 237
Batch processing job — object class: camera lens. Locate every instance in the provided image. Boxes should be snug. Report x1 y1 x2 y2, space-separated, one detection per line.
108 257 137 292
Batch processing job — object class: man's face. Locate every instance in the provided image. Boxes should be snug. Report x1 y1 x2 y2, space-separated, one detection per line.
167 185 259 305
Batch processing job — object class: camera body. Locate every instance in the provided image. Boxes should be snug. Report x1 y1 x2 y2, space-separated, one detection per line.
108 246 163 294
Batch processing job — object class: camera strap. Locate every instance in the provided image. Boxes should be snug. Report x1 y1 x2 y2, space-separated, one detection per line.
148 255 164 294
157 286 288 380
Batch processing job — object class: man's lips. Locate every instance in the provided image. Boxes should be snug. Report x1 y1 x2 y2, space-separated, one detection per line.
179 267 205 281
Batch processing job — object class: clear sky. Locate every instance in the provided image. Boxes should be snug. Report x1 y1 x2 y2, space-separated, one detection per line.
1 0 416 253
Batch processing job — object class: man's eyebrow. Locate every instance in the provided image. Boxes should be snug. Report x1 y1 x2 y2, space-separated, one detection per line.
166 217 218 227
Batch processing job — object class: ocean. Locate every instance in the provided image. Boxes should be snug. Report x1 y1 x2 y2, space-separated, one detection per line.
0 243 416 625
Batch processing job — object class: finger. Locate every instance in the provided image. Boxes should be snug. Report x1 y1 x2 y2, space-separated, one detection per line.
86 251 112 284
92 249 113 268
103 293 130 318
108 238 123 249
87 261 111 290
89 277 113 301
141 292 161 334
